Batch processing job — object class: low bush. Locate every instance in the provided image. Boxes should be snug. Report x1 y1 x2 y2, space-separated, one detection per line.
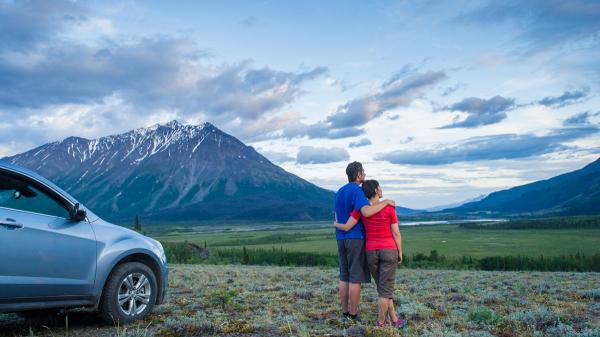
162 241 600 272
467 308 503 326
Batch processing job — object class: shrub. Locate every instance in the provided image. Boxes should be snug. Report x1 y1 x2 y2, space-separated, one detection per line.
545 323 576 337
481 294 500 305
397 302 433 321
581 289 600 301
467 331 496 337
508 308 559 330
467 308 503 326
160 315 220 336
578 328 600 337
205 289 238 308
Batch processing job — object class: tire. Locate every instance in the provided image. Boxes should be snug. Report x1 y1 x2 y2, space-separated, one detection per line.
98 262 157 325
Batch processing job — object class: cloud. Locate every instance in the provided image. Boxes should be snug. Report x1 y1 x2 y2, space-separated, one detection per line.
381 64 419 88
440 96 515 129
400 136 415 144
376 127 599 165
281 122 364 140
0 0 329 147
279 70 446 140
326 71 447 129
461 0 600 53
0 38 327 119
296 146 350 164
239 16 258 26
0 0 86 52
441 83 465 96
459 1 600 83
349 138 372 148
563 111 600 126
260 150 295 164
538 88 590 108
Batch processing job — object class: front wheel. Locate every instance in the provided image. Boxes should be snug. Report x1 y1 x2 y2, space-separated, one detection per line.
99 262 157 325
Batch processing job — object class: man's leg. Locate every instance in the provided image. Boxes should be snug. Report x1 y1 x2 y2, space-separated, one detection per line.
337 240 351 315
339 281 349 314
348 282 362 315
346 239 370 318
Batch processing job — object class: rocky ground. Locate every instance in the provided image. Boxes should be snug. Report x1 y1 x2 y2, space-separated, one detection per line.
1 264 599 337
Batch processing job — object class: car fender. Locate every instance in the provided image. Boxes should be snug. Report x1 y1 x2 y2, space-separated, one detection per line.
93 237 164 305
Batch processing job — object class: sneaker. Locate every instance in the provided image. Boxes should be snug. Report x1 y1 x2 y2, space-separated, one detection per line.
346 314 361 323
392 319 407 328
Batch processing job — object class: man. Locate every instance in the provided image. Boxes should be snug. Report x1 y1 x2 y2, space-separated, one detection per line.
335 161 395 321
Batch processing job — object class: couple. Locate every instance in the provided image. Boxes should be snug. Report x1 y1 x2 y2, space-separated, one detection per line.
334 161 405 328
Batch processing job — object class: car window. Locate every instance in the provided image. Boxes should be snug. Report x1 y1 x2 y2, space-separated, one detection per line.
0 172 70 219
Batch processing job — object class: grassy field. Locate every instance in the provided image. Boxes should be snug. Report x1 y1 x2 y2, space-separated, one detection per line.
152 224 600 259
1 264 599 337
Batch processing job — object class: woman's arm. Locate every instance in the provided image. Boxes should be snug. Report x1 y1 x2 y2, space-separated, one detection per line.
391 222 403 263
334 213 359 232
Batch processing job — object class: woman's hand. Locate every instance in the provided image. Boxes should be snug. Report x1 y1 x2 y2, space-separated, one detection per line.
398 250 403 264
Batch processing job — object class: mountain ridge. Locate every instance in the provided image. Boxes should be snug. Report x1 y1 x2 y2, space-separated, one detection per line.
3 121 335 223
448 158 600 216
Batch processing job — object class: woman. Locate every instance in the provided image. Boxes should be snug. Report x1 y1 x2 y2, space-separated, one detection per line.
335 180 405 328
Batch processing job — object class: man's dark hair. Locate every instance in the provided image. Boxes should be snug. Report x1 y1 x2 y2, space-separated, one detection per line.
362 180 380 199
346 161 364 182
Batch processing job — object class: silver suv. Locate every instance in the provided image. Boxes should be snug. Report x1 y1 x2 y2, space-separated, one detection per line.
0 161 168 324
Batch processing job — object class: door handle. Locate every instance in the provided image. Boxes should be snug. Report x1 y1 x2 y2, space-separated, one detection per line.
0 218 24 229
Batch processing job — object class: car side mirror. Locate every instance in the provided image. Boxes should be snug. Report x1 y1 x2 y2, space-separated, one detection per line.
70 203 87 222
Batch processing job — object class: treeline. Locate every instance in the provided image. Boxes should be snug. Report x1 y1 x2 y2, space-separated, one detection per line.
162 242 600 272
210 233 317 247
212 247 338 266
479 253 600 272
459 216 600 230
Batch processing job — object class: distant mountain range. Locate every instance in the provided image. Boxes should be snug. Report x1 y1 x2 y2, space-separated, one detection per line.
395 205 424 215
3 121 598 223
447 158 600 216
426 194 487 212
3 121 335 223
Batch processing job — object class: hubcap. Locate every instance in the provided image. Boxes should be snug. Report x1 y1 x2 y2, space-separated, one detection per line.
117 272 151 316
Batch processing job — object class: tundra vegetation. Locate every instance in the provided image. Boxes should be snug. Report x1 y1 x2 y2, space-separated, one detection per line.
1 217 599 336
0 265 598 337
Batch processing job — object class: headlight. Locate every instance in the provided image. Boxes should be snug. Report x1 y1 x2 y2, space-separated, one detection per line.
160 247 167 263
148 238 167 263
157 241 167 263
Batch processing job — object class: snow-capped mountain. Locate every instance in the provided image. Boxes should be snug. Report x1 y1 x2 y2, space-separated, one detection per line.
3 121 334 223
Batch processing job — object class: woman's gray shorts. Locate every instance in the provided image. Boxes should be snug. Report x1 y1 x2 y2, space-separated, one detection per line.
367 249 398 298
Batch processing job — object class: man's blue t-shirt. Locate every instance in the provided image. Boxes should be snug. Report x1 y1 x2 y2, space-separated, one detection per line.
335 182 370 240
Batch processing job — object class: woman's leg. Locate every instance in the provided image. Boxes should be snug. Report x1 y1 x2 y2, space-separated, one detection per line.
387 299 398 322
368 251 386 323
379 249 399 324
377 297 389 324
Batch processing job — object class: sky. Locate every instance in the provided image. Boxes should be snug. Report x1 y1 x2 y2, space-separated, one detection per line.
1 0 599 209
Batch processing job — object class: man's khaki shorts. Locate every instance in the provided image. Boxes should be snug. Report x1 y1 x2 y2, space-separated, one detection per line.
366 249 398 298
